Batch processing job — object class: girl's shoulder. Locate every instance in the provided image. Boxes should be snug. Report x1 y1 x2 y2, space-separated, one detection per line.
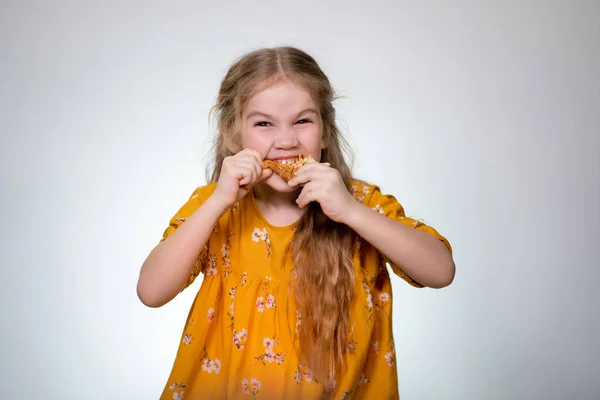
160 183 219 241
186 182 218 204
347 179 390 206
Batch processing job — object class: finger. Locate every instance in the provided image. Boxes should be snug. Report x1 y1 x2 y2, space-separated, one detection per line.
288 167 328 187
235 153 262 171
237 162 259 186
242 169 272 193
238 170 254 186
232 150 261 176
288 172 313 187
239 148 264 165
296 161 331 174
240 157 267 187
225 162 247 181
296 185 318 208
238 152 265 180
245 158 263 184
257 168 273 182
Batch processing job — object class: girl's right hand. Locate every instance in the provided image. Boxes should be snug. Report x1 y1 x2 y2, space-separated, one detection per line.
212 148 273 207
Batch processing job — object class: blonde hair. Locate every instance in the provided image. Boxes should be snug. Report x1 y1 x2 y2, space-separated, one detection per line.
209 46 356 384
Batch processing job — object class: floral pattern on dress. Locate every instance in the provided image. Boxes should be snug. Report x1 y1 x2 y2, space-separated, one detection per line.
252 227 271 257
241 378 261 399
221 237 232 277
375 291 391 319
233 328 248 350
182 333 192 346
292 308 303 344
158 181 452 399
294 363 315 385
254 337 285 366
350 184 371 203
340 373 369 399
185 244 207 282
205 253 217 276
383 339 396 367
346 340 357 354
227 287 236 328
255 282 276 313
168 382 186 400
385 352 394 367
200 348 221 374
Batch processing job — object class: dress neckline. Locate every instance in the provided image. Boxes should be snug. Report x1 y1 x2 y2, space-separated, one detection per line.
249 190 300 232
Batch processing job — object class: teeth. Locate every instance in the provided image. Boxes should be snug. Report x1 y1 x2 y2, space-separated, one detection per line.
280 158 297 165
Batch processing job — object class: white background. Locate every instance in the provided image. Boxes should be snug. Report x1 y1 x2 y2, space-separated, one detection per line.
1 1 599 399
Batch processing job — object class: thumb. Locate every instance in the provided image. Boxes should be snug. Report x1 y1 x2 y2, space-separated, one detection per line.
243 168 273 194
257 168 273 182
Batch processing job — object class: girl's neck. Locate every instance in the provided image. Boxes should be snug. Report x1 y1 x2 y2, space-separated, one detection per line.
252 183 306 226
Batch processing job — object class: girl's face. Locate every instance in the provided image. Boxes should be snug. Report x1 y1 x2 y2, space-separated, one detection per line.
240 80 325 193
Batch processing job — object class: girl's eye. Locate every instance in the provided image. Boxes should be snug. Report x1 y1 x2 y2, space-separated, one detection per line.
296 119 312 125
254 121 272 127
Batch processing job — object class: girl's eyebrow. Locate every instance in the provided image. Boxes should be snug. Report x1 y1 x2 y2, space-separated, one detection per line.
295 108 319 118
246 111 276 120
245 108 319 121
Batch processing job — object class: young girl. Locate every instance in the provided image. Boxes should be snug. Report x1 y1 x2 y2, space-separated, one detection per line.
137 46 455 400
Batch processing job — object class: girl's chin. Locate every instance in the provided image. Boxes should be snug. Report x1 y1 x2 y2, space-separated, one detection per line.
262 174 298 193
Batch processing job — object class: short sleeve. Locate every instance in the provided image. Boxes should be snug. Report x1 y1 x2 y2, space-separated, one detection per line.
160 184 217 290
353 182 452 287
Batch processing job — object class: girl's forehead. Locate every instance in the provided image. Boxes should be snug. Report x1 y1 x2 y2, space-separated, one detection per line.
244 80 316 111
250 72 316 97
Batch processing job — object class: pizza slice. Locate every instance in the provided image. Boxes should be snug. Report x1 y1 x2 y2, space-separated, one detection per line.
262 154 316 182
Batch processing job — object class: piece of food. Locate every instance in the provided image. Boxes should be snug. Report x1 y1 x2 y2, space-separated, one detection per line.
262 154 315 182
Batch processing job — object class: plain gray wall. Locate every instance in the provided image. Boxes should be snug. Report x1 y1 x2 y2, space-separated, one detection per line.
1 0 599 399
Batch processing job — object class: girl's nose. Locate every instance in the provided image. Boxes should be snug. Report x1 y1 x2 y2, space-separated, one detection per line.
274 126 299 149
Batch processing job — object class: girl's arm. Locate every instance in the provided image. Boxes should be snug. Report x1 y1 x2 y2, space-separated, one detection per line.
290 163 455 289
342 202 455 288
137 195 229 308
137 148 269 308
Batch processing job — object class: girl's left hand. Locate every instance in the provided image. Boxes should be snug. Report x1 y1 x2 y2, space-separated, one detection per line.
288 162 357 223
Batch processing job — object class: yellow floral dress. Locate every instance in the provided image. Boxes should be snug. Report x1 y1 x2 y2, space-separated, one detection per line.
158 181 451 400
